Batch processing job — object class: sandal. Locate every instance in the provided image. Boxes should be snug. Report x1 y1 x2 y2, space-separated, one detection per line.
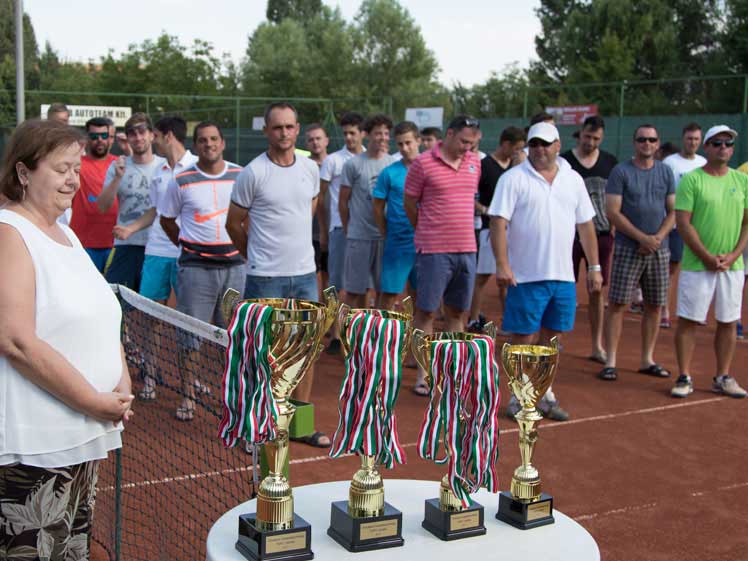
138 386 156 401
597 367 618 381
175 401 195 422
412 382 430 396
290 431 330 448
194 380 212 395
638 364 671 378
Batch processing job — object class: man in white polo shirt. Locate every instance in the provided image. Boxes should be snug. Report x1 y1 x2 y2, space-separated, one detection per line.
489 122 602 421
226 102 326 447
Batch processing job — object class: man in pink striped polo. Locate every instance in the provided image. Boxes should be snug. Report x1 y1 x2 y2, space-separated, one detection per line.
404 115 482 395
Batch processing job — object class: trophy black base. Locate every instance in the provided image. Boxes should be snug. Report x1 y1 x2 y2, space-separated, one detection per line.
496 491 555 530
327 500 404 552
421 498 486 541
236 513 314 561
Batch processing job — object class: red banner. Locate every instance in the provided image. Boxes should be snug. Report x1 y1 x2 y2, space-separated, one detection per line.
545 105 599 126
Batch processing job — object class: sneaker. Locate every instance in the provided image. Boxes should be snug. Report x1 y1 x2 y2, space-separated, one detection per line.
538 396 569 421
478 314 487 327
738 322 744 340
660 318 671 329
670 375 693 398
326 338 342 355
505 395 521 419
712 375 747 398
467 319 483 333
630 302 644 314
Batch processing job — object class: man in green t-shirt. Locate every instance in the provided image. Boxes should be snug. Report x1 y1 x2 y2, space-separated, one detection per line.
672 125 748 398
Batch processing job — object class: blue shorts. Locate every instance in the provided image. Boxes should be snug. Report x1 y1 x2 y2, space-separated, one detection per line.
381 243 417 294
85 248 112 273
415 252 476 313
244 271 319 302
668 229 684 263
503 281 576 335
140 255 178 301
105 245 145 291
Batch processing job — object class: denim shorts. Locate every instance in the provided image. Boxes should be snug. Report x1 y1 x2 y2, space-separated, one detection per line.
415 252 476 313
503 280 577 335
243 271 319 302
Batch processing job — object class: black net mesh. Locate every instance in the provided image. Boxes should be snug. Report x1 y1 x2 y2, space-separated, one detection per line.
92 285 256 561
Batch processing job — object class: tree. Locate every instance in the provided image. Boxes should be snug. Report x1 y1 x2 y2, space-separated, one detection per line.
266 0 323 24
0 0 40 125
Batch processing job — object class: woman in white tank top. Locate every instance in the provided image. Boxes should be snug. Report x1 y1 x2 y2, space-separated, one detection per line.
0 120 133 561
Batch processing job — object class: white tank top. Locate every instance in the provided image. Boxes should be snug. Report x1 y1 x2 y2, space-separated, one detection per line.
0 209 123 467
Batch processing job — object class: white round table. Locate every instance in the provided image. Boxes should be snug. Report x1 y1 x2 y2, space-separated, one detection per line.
206 479 600 561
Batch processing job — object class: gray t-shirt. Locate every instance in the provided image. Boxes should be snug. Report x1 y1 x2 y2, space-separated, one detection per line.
105 156 165 246
606 160 675 249
341 152 395 240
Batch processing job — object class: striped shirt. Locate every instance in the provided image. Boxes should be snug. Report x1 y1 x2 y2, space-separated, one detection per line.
404 143 480 254
160 161 244 268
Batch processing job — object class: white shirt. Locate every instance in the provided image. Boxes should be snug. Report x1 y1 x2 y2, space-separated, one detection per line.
231 153 320 276
319 148 356 231
0 210 123 467
488 158 595 283
663 152 706 188
146 150 198 258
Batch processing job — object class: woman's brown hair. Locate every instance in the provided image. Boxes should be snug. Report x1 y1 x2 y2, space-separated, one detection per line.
0 119 83 202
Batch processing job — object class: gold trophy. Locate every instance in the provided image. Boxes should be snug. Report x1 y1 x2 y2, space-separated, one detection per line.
412 325 500 541
496 338 559 530
220 288 339 561
327 298 413 552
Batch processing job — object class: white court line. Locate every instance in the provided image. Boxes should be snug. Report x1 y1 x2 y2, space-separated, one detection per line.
101 396 728 493
575 480 748 521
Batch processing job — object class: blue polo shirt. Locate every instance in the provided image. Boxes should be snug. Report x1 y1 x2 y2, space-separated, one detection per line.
372 160 414 250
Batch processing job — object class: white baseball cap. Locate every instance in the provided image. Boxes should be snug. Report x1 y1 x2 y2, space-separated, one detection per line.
527 122 560 143
703 125 738 146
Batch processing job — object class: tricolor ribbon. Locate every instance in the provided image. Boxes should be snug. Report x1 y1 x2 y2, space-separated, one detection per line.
218 302 278 447
416 336 501 507
330 311 407 468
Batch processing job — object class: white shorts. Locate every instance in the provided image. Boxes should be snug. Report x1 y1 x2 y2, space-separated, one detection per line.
677 270 745 323
476 229 496 275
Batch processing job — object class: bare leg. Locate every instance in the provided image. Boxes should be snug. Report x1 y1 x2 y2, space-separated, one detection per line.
379 292 399 311
604 303 627 368
443 304 468 332
468 273 491 323
715 321 737 376
414 307 436 387
675 317 698 376
345 291 367 309
588 290 606 358
663 261 680 322
640 303 662 368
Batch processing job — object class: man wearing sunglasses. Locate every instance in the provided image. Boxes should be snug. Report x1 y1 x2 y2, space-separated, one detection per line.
600 125 676 382
489 122 601 421
70 117 118 272
670 125 748 399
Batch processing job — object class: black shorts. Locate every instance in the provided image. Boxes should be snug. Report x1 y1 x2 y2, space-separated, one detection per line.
313 240 328 273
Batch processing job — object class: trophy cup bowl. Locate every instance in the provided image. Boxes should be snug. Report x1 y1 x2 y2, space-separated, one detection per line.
222 287 339 561
411 324 497 541
327 298 413 552
496 338 559 530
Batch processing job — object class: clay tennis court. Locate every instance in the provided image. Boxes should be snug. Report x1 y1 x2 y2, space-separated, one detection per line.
93 275 748 561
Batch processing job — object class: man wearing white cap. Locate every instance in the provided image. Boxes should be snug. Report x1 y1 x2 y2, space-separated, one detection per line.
488 121 602 421
671 125 748 398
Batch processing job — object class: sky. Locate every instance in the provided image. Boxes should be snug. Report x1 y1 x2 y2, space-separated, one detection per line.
24 0 542 87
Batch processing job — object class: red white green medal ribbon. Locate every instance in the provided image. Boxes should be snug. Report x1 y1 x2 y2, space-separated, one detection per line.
416 335 501 507
218 302 277 447
330 310 407 468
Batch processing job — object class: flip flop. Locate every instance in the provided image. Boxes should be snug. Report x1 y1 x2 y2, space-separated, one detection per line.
412 382 430 396
290 431 330 448
597 367 618 381
638 364 671 378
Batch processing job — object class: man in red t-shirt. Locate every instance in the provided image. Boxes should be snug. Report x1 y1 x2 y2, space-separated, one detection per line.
70 117 118 272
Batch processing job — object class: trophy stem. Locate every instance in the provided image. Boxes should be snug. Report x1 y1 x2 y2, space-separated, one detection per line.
438 474 466 512
348 454 384 518
510 408 543 502
256 399 296 531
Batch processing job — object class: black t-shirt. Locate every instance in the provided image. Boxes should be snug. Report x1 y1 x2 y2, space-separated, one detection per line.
478 155 510 229
561 149 618 234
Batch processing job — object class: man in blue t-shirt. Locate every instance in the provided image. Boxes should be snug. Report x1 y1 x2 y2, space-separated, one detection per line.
373 121 421 310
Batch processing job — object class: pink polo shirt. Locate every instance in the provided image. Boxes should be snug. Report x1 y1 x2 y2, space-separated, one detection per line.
404 143 480 254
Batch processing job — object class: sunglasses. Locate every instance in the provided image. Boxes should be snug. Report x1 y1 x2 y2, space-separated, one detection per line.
452 117 481 130
635 137 659 144
528 139 553 148
88 132 110 140
708 139 735 148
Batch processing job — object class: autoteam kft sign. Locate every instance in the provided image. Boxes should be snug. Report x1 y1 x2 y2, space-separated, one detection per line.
41 104 133 127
